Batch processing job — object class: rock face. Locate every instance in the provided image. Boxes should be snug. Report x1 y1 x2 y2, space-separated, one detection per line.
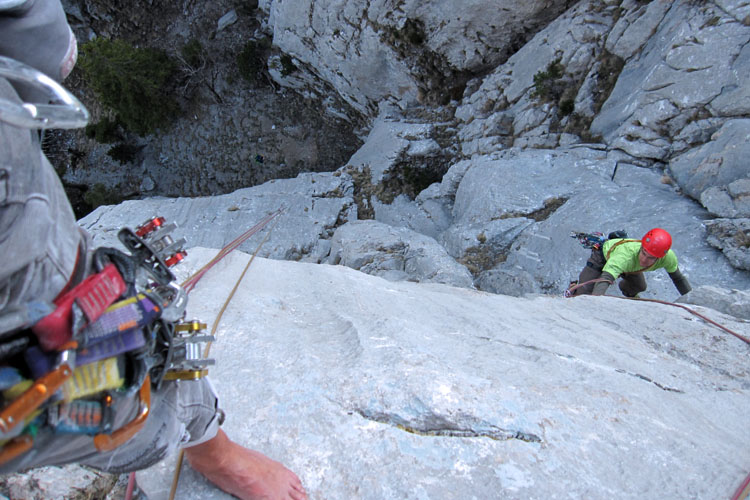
64 0 750 280
328 219 474 287
135 249 750 500
76 0 750 300
10 1 750 497
262 0 576 114
58 0 365 202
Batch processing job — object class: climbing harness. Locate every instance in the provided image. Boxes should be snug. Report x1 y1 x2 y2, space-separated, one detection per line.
0 215 215 469
565 232 648 299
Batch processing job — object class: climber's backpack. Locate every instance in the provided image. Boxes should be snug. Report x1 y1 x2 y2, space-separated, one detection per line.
570 230 628 250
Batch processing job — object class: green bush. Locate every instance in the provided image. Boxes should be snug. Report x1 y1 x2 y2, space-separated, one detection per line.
83 183 123 210
85 117 121 143
237 39 271 84
181 39 204 68
79 38 178 136
280 54 297 77
531 59 564 100
559 98 575 116
106 143 141 163
235 0 259 16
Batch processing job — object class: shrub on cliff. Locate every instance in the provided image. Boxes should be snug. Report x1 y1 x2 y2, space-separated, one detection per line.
79 38 178 136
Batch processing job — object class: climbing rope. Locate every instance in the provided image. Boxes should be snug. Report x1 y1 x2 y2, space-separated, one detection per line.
123 209 283 500
567 278 750 500
627 291 750 500
566 279 750 346
564 278 612 297
623 296 750 346
731 470 750 500
182 208 284 293
166 212 282 500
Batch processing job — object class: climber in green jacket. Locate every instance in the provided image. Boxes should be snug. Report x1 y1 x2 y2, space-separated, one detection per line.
572 228 692 297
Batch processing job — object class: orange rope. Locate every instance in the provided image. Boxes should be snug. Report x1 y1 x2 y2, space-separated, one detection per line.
182 209 283 293
625 296 750 346
167 213 281 500
566 281 749 346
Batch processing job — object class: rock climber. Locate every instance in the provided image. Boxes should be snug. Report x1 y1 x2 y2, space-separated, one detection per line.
570 228 692 298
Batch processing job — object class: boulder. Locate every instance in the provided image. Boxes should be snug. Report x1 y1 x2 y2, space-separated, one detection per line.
669 119 750 217
327 219 474 287
677 285 750 320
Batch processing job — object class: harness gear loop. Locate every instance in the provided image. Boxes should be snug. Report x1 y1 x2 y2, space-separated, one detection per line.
93 374 151 452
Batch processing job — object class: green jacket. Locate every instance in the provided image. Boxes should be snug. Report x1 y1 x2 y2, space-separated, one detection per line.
601 238 679 280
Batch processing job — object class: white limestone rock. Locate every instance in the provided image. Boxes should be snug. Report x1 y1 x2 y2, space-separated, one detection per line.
327 219 473 287
677 285 750 320
137 250 750 500
264 0 575 116
78 171 357 263
669 119 750 216
592 2 750 161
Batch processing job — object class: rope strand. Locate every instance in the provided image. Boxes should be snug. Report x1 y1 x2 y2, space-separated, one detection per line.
167 213 282 500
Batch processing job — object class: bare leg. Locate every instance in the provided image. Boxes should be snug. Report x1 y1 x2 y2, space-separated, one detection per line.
184 429 307 500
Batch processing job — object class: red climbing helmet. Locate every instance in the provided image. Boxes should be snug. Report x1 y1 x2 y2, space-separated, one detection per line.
641 228 672 258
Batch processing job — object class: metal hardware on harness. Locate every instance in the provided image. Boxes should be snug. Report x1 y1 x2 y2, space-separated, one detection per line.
163 320 215 380
133 217 187 270
152 283 188 323
0 346 76 437
118 217 187 290
162 369 209 381
0 55 89 129
135 217 166 239
93 375 151 452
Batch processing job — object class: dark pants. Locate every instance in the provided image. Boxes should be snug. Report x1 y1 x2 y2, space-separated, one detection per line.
574 248 647 297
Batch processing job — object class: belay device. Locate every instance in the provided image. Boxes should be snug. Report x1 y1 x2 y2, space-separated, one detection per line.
0 216 214 465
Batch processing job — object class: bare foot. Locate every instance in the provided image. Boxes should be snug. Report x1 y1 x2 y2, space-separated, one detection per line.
184 429 307 500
